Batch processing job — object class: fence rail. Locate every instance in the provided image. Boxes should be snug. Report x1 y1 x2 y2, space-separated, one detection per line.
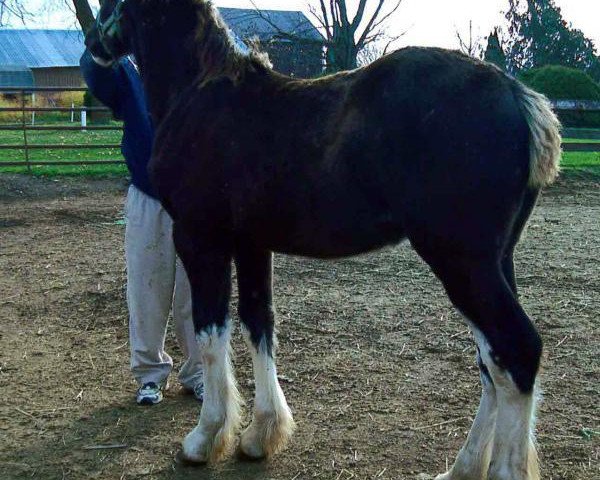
0 87 598 171
0 86 123 171
0 125 121 131
551 100 600 152
0 106 114 112
561 143 600 152
552 99 600 111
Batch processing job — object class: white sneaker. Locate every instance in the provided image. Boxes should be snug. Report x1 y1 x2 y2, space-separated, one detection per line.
184 382 204 402
136 382 163 405
192 382 204 402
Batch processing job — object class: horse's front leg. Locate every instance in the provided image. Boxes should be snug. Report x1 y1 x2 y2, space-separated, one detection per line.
174 226 242 463
235 247 295 459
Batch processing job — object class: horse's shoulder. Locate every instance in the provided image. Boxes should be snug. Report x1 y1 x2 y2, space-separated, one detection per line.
190 76 239 109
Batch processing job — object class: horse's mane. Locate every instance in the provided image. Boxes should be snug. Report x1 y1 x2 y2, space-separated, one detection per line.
193 0 271 84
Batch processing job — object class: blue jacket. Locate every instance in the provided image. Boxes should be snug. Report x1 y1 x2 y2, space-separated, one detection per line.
80 50 157 198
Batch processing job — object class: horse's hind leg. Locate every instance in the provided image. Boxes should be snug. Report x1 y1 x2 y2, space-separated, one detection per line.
420 253 542 480
235 247 295 459
502 189 540 296
174 225 242 463
435 347 497 480
438 191 541 478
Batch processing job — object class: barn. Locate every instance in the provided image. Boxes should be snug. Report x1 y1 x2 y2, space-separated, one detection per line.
0 30 86 88
220 8 324 78
0 8 323 88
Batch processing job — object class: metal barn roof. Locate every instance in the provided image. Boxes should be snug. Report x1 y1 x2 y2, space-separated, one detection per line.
0 29 85 68
0 8 321 71
219 8 323 43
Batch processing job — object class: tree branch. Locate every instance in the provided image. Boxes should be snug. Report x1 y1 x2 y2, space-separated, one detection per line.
351 0 369 32
317 0 333 39
247 0 327 47
0 0 29 25
307 5 331 39
337 0 350 27
368 0 404 33
357 0 387 47
70 0 96 32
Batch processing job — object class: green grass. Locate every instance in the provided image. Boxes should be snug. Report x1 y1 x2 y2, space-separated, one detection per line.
0 122 127 176
561 151 600 176
0 125 599 178
562 124 600 176
561 129 600 175
563 138 600 143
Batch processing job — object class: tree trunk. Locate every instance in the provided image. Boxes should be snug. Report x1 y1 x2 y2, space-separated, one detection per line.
72 0 95 32
326 29 359 73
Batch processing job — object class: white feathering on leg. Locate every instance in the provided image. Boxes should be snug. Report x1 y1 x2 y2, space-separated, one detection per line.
472 328 540 480
435 329 498 480
240 327 295 459
181 320 242 463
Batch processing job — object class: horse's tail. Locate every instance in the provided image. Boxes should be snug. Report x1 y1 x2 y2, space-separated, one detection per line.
512 81 562 188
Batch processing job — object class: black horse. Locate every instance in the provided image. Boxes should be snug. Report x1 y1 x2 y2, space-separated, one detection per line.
86 1 561 478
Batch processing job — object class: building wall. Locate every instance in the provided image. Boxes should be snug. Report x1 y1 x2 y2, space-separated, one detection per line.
264 42 323 78
31 67 85 88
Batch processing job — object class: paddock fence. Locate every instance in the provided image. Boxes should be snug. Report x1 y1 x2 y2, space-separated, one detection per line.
0 86 123 171
0 88 599 171
552 100 600 151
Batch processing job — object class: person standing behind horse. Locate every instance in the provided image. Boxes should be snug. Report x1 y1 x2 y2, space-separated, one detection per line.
80 49 204 405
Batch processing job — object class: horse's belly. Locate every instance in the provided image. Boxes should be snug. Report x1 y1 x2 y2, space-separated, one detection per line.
251 208 405 258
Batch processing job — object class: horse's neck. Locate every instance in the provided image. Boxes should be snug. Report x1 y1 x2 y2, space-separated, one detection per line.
131 26 197 123
138 53 196 125
131 5 210 123
133 1 241 124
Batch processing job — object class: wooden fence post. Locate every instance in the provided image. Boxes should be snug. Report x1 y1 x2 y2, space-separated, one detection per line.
21 89 31 173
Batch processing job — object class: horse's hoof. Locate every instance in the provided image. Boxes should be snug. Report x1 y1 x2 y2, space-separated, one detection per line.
238 433 267 460
237 445 267 462
415 474 436 480
238 410 295 460
180 428 211 464
175 449 206 465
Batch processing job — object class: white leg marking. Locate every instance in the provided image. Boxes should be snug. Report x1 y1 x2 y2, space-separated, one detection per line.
473 329 540 480
436 332 497 480
239 327 295 458
181 321 242 463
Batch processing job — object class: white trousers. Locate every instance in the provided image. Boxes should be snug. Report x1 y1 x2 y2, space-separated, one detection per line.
125 185 203 389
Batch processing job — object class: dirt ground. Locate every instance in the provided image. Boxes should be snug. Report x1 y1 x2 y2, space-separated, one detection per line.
0 174 598 480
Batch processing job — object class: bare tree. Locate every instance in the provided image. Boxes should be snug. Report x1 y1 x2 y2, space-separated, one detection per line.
250 0 405 73
69 0 96 31
0 0 28 25
357 36 396 66
0 0 95 30
455 20 484 58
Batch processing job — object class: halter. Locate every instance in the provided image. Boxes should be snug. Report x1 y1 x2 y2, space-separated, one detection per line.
96 0 126 55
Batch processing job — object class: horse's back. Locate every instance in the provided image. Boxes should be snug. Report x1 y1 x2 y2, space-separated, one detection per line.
152 48 533 258
335 47 532 253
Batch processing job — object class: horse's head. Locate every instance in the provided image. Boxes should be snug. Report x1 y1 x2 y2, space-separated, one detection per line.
85 0 133 66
